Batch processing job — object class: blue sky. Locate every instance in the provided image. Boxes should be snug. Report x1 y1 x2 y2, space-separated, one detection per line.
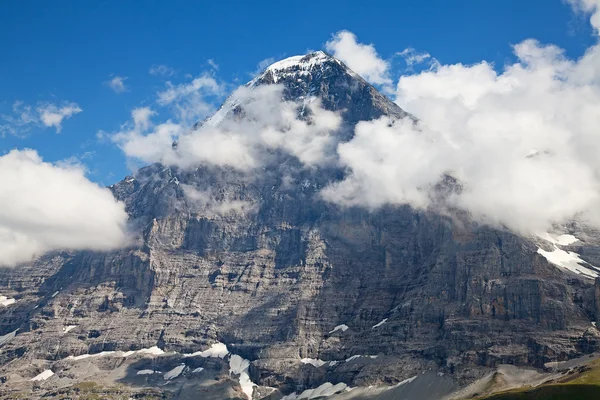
0 0 596 184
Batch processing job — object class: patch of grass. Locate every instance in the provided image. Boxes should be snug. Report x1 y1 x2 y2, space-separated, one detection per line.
479 384 600 399
477 357 600 399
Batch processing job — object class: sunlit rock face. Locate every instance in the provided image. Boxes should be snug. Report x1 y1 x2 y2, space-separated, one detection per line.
0 52 598 399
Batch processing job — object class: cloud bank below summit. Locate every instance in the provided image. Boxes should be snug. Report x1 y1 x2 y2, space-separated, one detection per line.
112 0 600 235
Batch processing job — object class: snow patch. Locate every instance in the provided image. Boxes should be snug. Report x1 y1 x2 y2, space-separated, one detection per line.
0 330 17 346
121 346 165 357
537 232 579 246
297 382 348 399
537 246 598 278
63 325 77 334
164 364 186 380
345 355 361 362
192 367 204 373
67 351 115 361
372 318 388 328
395 375 418 387
328 324 348 334
183 342 229 358
229 354 257 399
593 321 597 328
66 346 165 361
136 369 157 375
301 358 326 368
30 370 54 381
0 295 15 306
51 291 59 298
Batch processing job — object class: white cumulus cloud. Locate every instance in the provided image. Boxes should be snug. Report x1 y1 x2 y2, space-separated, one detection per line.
324 11 600 234
0 149 129 266
325 30 391 86
107 76 128 93
568 0 600 32
112 85 341 171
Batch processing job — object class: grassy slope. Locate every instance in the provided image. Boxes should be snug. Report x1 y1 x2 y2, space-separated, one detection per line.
478 358 600 400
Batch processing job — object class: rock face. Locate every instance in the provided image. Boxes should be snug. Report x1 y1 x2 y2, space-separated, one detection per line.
0 51 599 399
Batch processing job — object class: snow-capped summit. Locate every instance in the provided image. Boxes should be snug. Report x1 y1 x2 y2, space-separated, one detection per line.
262 51 341 83
204 50 412 129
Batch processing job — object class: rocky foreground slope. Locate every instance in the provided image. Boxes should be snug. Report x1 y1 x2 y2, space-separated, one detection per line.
0 51 599 399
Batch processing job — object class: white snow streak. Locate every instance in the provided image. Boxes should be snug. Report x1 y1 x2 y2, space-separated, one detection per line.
136 369 157 375
0 295 15 306
328 324 348 334
537 246 598 278
30 370 54 381
229 354 257 399
66 346 165 361
183 342 229 358
164 364 186 380
301 358 327 368
372 318 388 328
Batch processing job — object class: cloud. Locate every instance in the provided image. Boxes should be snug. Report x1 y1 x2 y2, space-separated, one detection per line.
37 103 82 132
0 101 36 137
181 184 256 217
2 101 82 135
149 64 176 77
397 47 438 70
0 149 128 266
208 59 219 70
132 107 155 130
255 57 276 72
156 74 224 124
324 31 600 234
112 85 341 171
157 74 222 105
568 0 600 33
107 76 128 93
325 30 392 86
108 8 600 236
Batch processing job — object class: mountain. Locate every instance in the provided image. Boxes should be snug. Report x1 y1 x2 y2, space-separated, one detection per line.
0 51 599 399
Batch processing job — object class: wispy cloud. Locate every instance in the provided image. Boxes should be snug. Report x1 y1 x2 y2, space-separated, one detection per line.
567 0 600 32
156 74 224 124
396 47 439 70
107 75 128 93
207 59 219 70
37 102 82 132
149 64 175 77
1 100 82 135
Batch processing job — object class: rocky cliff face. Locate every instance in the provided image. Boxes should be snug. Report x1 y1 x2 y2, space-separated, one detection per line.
0 51 598 399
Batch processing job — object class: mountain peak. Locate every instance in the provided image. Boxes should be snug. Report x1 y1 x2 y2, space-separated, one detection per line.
250 51 346 85
245 50 412 124
264 51 337 79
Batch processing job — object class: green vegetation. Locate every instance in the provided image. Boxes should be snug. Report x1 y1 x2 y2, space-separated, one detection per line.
478 357 600 400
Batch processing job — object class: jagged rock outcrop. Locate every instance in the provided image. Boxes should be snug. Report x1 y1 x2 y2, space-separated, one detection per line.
0 51 598 399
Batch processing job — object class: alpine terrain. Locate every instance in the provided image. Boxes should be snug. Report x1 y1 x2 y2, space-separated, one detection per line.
0 51 599 399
